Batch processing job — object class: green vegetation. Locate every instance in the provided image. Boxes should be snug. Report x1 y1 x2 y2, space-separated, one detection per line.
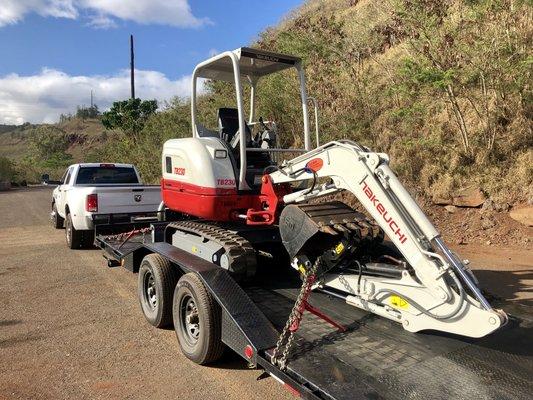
238 0 531 203
15 125 73 182
0 156 17 182
60 105 100 122
95 98 190 182
0 118 107 182
1 0 530 203
102 98 158 141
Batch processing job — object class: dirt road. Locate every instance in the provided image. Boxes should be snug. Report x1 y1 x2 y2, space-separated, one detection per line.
0 187 291 400
0 187 531 399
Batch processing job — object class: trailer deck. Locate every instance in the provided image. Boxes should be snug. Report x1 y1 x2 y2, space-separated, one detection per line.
251 282 532 400
96 227 533 400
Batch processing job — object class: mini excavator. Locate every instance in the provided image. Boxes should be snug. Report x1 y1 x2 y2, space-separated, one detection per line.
160 47 507 338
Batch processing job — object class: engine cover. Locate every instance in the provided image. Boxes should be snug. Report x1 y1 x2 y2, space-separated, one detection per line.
161 137 257 221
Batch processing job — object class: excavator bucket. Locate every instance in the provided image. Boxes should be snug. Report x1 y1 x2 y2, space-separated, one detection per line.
279 201 384 258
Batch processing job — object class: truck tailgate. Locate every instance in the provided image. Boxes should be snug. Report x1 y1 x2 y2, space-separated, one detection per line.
94 186 161 214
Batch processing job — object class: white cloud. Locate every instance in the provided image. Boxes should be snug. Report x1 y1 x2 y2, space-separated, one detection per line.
81 0 211 28
0 0 78 26
0 68 193 124
86 14 117 29
0 0 209 28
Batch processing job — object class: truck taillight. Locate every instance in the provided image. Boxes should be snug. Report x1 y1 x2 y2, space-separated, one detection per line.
86 194 98 212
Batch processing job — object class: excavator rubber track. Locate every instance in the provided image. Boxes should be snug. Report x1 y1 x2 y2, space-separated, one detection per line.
166 221 257 279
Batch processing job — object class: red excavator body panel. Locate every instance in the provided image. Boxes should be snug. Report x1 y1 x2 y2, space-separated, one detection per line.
161 175 290 224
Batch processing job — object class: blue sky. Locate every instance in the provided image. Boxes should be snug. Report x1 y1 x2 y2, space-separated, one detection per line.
0 0 302 124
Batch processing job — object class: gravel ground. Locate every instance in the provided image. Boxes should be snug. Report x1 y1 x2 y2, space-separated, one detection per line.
0 187 291 400
0 187 531 400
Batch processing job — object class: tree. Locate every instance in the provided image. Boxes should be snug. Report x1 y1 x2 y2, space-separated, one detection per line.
30 126 70 159
76 105 100 119
29 126 73 169
0 157 16 182
102 98 158 141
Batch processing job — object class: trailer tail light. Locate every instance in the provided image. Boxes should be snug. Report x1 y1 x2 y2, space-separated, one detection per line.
86 194 98 212
244 345 254 359
284 383 301 398
269 367 302 398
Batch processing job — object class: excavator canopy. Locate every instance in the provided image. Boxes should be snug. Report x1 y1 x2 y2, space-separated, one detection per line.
194 47 301 82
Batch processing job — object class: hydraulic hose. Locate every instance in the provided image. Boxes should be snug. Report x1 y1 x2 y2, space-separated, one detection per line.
371 271 466 320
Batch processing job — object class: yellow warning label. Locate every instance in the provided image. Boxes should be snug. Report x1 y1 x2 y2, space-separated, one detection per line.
298 265 307 275
335 242 345 255
390 295 409 310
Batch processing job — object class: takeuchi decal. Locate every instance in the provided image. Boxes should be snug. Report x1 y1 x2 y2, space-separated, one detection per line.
360 175 407 244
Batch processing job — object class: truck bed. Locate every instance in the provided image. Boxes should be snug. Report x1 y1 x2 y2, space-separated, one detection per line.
96 231 532 400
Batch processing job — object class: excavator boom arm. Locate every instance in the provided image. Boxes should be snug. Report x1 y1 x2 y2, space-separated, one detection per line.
269 140 506 338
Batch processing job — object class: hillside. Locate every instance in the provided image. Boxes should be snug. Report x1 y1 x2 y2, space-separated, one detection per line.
0 118 106 162
0 118 111 183
246 0 532 205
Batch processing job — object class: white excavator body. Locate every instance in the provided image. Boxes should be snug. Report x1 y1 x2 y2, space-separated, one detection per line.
161 47 507 338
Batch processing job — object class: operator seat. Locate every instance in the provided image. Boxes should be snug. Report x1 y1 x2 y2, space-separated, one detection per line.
217 107 252 145
217 107 274 190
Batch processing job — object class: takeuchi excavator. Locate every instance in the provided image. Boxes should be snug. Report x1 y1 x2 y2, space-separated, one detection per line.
160 47 507 339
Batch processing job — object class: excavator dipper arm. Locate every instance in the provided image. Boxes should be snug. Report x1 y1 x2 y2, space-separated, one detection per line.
269 140 507 338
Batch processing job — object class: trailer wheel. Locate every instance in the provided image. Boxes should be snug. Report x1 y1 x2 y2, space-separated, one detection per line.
65 213 83 249
138 254 178 328
51 203 64 229
173 273 224 365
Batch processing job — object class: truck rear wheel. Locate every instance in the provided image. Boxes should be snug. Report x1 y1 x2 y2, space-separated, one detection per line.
51 203 64 229
173 273 224 365
65 213 83 249
138 254 178 328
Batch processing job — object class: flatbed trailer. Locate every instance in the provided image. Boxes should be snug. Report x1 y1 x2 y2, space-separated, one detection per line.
96 222 533 400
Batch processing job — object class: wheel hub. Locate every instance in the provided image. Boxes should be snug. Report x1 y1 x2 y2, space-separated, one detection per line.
144 273 157 309
66 221 71 242
181 296 200 342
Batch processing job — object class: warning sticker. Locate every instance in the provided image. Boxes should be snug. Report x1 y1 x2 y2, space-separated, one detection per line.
335 242 345 255
390 295 409 310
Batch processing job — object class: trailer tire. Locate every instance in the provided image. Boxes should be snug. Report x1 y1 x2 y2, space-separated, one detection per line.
138 254 178 328
51 202 64 229
65 213 83 249
173 273 224 365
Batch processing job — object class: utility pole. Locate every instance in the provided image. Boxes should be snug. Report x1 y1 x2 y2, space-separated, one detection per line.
130 34 135 99
90 90 94 108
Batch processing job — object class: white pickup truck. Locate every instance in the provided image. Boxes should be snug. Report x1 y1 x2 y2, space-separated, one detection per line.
51 163 161 249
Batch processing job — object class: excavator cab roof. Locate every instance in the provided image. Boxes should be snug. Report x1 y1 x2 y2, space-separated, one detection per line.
194 47 301 82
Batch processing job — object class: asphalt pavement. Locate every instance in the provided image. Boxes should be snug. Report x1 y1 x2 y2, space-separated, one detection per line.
0 187 291 400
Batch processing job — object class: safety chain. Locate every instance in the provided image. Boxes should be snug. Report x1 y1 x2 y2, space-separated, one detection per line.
271 258 321 370
104 227 152 249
